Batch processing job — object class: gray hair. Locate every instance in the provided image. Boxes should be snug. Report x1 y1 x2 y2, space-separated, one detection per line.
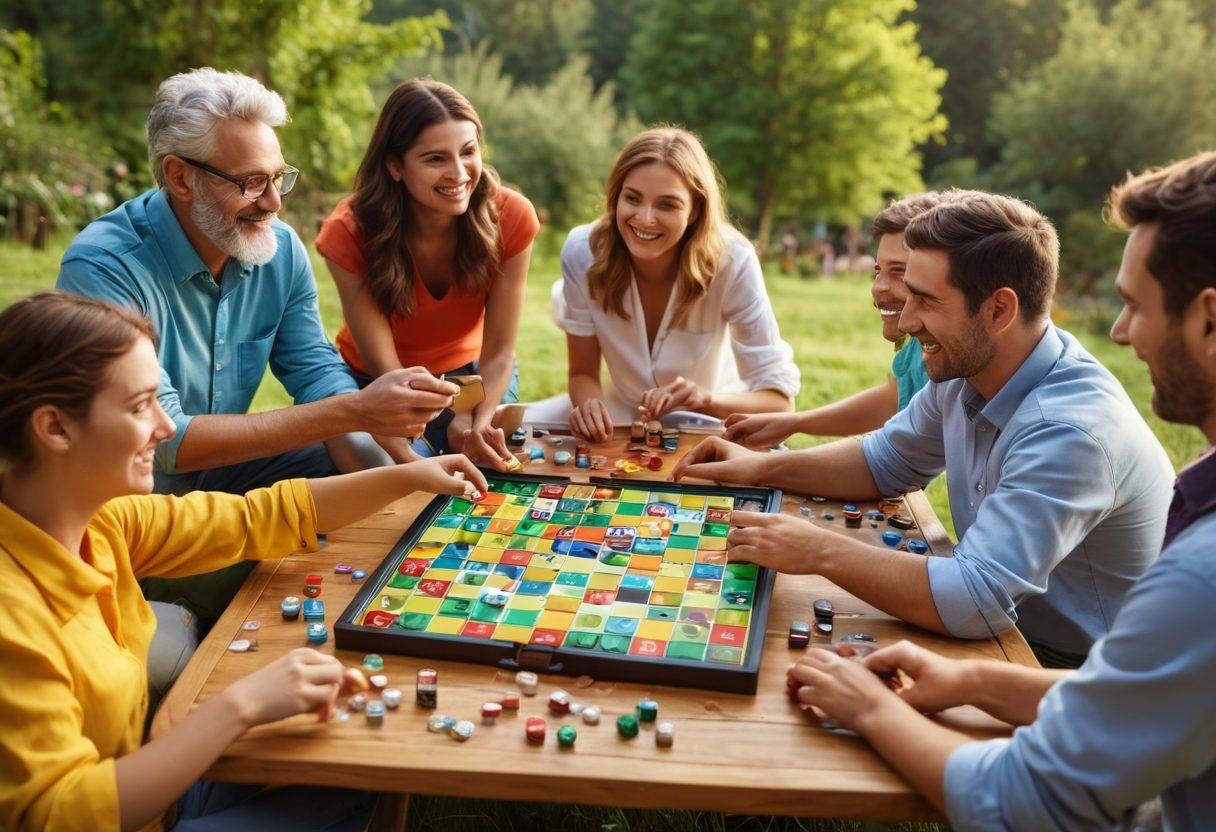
146 68 288 186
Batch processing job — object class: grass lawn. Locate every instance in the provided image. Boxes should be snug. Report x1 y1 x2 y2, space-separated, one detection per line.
1 230 1206 831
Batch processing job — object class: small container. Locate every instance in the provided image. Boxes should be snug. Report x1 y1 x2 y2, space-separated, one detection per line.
416 683 437 709
645 420 662 447
365 700 386 727
631 421 646 443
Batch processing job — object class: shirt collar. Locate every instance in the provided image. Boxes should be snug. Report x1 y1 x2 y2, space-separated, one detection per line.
0 499 113 623
977 326 1063 430
145 188 254 283
1176 445 1216 519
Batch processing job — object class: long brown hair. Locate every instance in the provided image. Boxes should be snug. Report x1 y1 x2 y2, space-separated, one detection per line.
0 291 154 471
351 79 501 317
586 127 727 327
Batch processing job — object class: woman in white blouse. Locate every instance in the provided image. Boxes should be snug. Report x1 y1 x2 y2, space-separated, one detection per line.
525 127 800 441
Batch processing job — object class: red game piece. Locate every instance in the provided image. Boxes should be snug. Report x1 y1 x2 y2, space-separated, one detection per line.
304 574 323 597
548 690 572 715
500 692 521 710
525 716 547 744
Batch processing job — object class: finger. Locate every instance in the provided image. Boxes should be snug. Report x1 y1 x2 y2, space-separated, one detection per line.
723 413 747 428
294 648 340 666
595 400 615 441
570 407 588 438
484 427 512 460
723 543 769 566
639 389 656 414
299 661 344 686
407 374 461 397
403 390 457 410
729 509 776 527
673 459 737 484
653 392 672 418
864 641 926 677
588 402 610 441
455 457 490 494
721 420 751 443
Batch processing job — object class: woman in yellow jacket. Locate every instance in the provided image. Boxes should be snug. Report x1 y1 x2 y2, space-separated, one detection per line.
0 291 487 831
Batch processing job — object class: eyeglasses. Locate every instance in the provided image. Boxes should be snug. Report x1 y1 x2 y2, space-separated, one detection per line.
177 155 299 200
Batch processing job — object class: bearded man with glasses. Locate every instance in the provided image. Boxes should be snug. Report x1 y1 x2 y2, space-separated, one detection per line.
57 68 459 704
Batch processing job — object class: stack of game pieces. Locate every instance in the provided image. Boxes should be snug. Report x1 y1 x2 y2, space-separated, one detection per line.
812 598 835 643
842 504 862 528
416 668 438 708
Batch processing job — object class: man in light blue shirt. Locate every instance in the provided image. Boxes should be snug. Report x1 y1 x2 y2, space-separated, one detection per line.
675 191 1173 667
785 150 1216 832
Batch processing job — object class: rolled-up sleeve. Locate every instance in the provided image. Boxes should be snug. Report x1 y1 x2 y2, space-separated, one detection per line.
100 478 319 579
720 247 800 398
860 385 947 495
552 238 596 337
943 555 1216 830
928 421 1116 638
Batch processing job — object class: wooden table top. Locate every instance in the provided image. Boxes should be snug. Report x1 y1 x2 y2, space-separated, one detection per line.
152 431 1035 822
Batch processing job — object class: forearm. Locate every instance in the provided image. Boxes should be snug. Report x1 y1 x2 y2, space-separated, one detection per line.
116 690 248 831
756 439 882 497
173 397 357 472
704 389 793 419
472 348 516 426
568 373 605 408
324 432 394 473
855 698 971 813
308 464 426 532
963 660 1070 725
817 534 948 634
796 382 898 437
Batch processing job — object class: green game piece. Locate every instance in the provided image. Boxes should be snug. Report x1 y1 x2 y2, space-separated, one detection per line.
666 641 707 661
674 622 710 642
503 608 541 627
556 571 590 588
614 502 645 516
598 552 631 568
668 534 700 550
439 598 474 617
362 654 384 671
564 631 600 649
580 513 612 527
388 573 419 590
469 601 504 623
599 634 631 653
702 523 730 537
616 714 639 738
636 699 658 722
707 645 745 665
396 612 432 631
725 562 759 580
557 725 577 747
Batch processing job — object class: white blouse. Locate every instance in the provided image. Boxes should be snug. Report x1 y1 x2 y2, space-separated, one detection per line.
550 222 800 424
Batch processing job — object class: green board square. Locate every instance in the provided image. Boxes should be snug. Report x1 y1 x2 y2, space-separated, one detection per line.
707 644 744 665
388 573 419 590
443 498 473 515
646 606 678 621
725 562 759 580
470 601 504 623
556 571 590 588
514 518 547 536
586 500 619 515
457 571 488 586
503 608 540 627
501 480 541 496
599 634 631 653
614 502 645 516
598 551 631 568
396 612 432 631
702 523 730 537
439 598 473 617
666 641 707 661
550 511 582 525
672 621 710 642
564 631 600 649
507 534 534 549
668 534 700 550
580 513 612 527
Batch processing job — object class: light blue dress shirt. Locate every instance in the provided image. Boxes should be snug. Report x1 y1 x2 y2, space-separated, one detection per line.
861 326 1173 654
57 188 358 473
944 511 1216 831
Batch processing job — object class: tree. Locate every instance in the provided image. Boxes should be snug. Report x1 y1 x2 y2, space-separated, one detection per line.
623 0 945 249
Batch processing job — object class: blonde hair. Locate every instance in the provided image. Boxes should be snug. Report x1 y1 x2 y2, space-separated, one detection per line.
586 127 727 326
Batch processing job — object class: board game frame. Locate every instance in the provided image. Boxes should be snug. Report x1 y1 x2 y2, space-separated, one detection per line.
334 472 782 694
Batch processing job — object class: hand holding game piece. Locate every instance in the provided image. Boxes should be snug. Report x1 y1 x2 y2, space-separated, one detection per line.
670 436 761 484
355 367 457 436
448 412 514 472
400 455 489 498
860 640 976 715
220 648 344 727
570 397 614 443
721 411 802 449
786 647 903 734
726 510 838 573
639 376 710 421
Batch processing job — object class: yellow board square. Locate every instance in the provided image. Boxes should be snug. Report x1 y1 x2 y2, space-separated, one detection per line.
715 609 751 627
679 494 707 509
560 558 595 574
454 529 481 544
699 537 728 551
587 572 621 591
652 491 682 505
658 561 691 578
654 576 688 593
523 566 559 583
422 568 458 582
545 594 582 613
537 610 575 630
664 548 696 564
609 514 643 527
419 526 456 543
619 488 650 502
533 539 559 554
446 582 482 600
492 624 534 644
550 585 584 600
495 503 528 520
610 602 648 618
637 620 675 640
482 573 512 589
706 495 734 509
650 591 684 607
469 547 503 563
479 533 512 549
628 555 663 571
403 595 442 614
683 591 718 608
565 485 596 499
507 594 546 611
407 541 445 560
427 616 465 635
532 498 558 512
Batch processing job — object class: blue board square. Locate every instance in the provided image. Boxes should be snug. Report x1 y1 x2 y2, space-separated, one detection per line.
517 580 553 595
691 563 725 580
493 564 525 580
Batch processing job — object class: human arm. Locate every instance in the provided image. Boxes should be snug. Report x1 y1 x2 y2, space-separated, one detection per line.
325 257 407 377
639 376 793 422
566 333 614 442
723 379 898 447
671 435 883 498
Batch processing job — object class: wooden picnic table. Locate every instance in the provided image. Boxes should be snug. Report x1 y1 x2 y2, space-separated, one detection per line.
152 430 1036 828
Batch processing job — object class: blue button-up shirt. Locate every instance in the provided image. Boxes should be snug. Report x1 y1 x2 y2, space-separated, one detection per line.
57 188 358 473
944 448 1216 831
861 326 1173 654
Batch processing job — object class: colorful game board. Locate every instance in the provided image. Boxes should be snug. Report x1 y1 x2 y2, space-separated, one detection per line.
335 474 781 693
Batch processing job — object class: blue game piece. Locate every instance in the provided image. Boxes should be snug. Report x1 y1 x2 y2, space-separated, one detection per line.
302 599 325 621
529 447 545 461
280 595 302 620
575 456 590 469
517 580 553 595
554 450 572 465
691 563 725 581
493 563 526 580
843 504 858 513
908 539 929 555
306 623 328 644
865 509 884 521
351 569 367 582
480 588 511 606
881 531 903 547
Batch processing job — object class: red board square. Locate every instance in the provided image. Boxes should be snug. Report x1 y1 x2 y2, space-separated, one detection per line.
709 625 748 646
706 508 731 523
500 550 533 567
361 610 396 628
574 526 607 543
583 589 616 605
416 579 451 598
540 484 566 499
528 628 565 647
398 558 431 577
628 638 667 657
461 621 497 638
473 491 506 506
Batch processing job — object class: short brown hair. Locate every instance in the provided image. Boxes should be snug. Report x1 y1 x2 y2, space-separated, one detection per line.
1107 151 1216 317
0 292 154 470
870 192 947 241
904 190 1059 321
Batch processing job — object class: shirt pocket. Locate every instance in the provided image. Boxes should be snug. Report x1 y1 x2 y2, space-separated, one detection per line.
238 331 276 390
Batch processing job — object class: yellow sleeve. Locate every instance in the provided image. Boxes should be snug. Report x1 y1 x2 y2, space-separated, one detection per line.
101 478 319 580
0 612 121 832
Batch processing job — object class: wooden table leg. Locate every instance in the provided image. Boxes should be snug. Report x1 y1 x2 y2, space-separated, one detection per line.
370 792 410 832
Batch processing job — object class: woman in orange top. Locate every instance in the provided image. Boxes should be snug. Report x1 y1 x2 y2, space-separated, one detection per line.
0 292 486 832
317 79 540 470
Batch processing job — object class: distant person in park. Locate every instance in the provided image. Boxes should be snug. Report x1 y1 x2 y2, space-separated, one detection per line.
724 193 940 447
55 68 458 685
0 291 487 832
317 79 539 468
524 126 800 440
790 150 1216 832
675 190 1174 668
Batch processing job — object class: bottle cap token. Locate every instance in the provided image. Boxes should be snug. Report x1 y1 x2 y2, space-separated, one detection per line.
362 654 384 671
305 623 328 644
525 716 546 744
557 724 577 747
227 639 254 653
369 674 388 690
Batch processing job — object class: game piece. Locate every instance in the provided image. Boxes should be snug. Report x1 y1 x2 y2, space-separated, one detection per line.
482 702 503 724
369 673 388 690
302 599 325 621
427 714 455 733
365 700 386 726
500 692 521 710
306 623 328 644
515 671 539 695
381 688 403 709
450 719 475 741
342 667 370 693
887 513 915 530
908 539 929 555
822 512 835 521
525 716 546 744
416 683 437 709
881 530 903 547
348 693 368 712
813 599 835 621
840 633 877 644
508 427 528 447
228 639 255 653
529 446 545 462
575 445 590 468
304 574 323 597
865 509 884 521
655 720 675 747
554 450 571 465
631 421 646 443
645 420 662 447
799 506 811 519
616 714 639 738
636 698 658 723
646 453 663 471
334 564 354 574
363 654 384 671
810 496 827 502
242 620 261 632
581 705 601 725
843 504 862 528
351 569 367 582
788 620 810 648
814 620 833 639
480 588 510 606
548 690 572 715
505 455 523 472
569 701 585 716
661 429 679 453
557 725 577 748
281 595 302 620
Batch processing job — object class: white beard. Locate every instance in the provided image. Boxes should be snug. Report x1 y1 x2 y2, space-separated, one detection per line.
191 184 278 266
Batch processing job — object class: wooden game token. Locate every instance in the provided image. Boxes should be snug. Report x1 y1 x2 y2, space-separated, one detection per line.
334 564 354 574
500 692 521 710
381 688 403 709
481 702 503 724
342 668 370 693
242 620 261 632
369 673 388 690
227 639 255 653
515 670 539 695
788 620 811 648
557 725 577 747
306 623 327 644
351 569 367 582
616 714 639 738
655 720 675 747
548 690 572 715
525 716 547 744
581 705 601 725
304 574 323 597
280 595 302 620
348 693 368 712
450 719 475 741
636 698 658 723
363 654 384 672
365 701 386 726
427 714 455 733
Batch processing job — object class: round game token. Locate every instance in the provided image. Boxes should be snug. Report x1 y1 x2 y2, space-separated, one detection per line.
548 690 572 715
305 623 327 644
227 639 254 653
655 720 675 748
427 714 456 733
636 698 658 723
554 451 572 465
449 719 475 742
363 654 385 672
569 701 585 716
381 688 403 709
348 693 368 712
369 674 388 690
823 512 835 521
525 716 546 744
557 725 577 748
515 670 539 695
281 595 302 620
481 702 503 724
365 701 386 726
351 569 367 582
616 714 639 738
529 447 545 461
334 564 354 574
242 620 261 631
581 705 601 725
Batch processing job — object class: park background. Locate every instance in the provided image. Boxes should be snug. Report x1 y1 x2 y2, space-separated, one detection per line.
1 1 1213 829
